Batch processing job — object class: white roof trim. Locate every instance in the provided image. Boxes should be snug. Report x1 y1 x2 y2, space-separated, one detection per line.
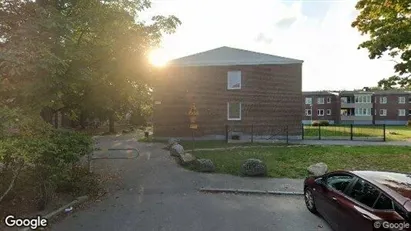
168 46 303 67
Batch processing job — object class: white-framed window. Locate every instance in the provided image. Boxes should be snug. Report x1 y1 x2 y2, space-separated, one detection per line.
305 97 312 105
380 96 387 104
379 109 387 116
399 97 406 104
355 108 371 116
355 95 371 103
317 98 324 104
326 97 331 103
317 109 324 116
398 109 406 116
305 109 312 116
227 102 241 120
227 71 241 89
326 109 331 115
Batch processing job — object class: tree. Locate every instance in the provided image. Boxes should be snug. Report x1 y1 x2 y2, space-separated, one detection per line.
0 0 180 132
352 0 411 89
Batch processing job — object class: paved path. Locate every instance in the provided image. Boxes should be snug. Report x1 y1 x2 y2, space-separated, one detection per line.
50 135 330 231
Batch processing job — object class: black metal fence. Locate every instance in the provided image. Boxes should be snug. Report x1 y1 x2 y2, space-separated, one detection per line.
225 124 300 144
302 124 386 141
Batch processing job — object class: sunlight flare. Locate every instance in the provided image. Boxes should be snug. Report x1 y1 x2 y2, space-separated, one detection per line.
149 49 169 67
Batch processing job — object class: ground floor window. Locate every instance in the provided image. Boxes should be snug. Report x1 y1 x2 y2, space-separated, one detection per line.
355 108 371 116
380 109 387 116
317 109 324 116
227 102 241 120
398 109 406 116
326 109 331 115
305 109 312 116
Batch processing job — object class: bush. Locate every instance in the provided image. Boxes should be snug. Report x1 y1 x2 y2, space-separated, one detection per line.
0 129 94 210
407 120 411 127
312 120 329 126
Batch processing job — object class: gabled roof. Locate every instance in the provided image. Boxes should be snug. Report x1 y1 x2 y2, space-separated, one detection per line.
168 46 303 67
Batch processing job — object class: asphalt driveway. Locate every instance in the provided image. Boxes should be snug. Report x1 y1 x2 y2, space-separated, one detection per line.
50 135 331 231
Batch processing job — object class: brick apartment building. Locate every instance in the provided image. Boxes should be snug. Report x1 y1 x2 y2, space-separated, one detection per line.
302 90 411 125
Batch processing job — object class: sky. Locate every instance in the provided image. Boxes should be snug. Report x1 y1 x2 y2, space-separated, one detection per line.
142 0 396 91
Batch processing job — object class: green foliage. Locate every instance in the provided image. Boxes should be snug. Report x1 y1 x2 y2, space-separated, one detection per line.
352 0 411 89
311 120 330 126
0 0 180 126
407 120 411 127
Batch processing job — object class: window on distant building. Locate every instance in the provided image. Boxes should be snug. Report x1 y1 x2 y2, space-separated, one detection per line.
305 109 312 116
399 97 406 104
380 97 387 104
399 109 406 116
227 71 241 89
355 95 371 103
318 109 324 116
305 97 312 105
341 97 348 103
227 102 241 120
327 97 331 103
355 108 371 116
380 109 387 116
326 109 331 115
317 98 325 104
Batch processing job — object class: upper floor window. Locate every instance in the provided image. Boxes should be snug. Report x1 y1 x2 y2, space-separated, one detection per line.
380 96 387 104
305 97 312 105
327 97 331 103
340 97 348 103
355 95 371 103
227 71 241 89
399 97 406 104
317 97 325 104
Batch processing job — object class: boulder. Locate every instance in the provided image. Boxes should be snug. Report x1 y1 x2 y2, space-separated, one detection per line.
194 159 215 172
307 162 328 176
241 159 267 177
181 153 196 164
170 144 184 157
166 138 180 150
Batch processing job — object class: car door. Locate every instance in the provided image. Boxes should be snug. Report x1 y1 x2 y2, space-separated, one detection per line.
313 173 355 230
341 178 387 231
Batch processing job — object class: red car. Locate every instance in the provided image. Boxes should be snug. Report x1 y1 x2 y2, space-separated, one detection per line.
304 170 411 231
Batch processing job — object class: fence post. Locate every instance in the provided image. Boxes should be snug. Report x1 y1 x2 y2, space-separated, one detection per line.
251 124 254 144
383 124 386 142
286 125 289 144
225 125 229 143
301 124 304 140
318 124 321 140
350 124 353 141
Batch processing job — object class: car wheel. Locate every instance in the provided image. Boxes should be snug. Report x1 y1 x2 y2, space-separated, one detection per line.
304 188 317 214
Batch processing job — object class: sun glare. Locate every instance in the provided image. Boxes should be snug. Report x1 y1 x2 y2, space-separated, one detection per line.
149 49 169 67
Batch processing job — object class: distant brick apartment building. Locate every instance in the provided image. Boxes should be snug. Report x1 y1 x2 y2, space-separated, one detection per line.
302 90 411 125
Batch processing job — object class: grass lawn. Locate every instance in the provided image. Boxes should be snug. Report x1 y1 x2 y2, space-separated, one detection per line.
191 145 411 178
304 125 411 141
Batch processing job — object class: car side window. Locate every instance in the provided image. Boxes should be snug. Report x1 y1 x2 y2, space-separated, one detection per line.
373 193 393 210
394 203 409 221
348 179 380 208
326 174 354 193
